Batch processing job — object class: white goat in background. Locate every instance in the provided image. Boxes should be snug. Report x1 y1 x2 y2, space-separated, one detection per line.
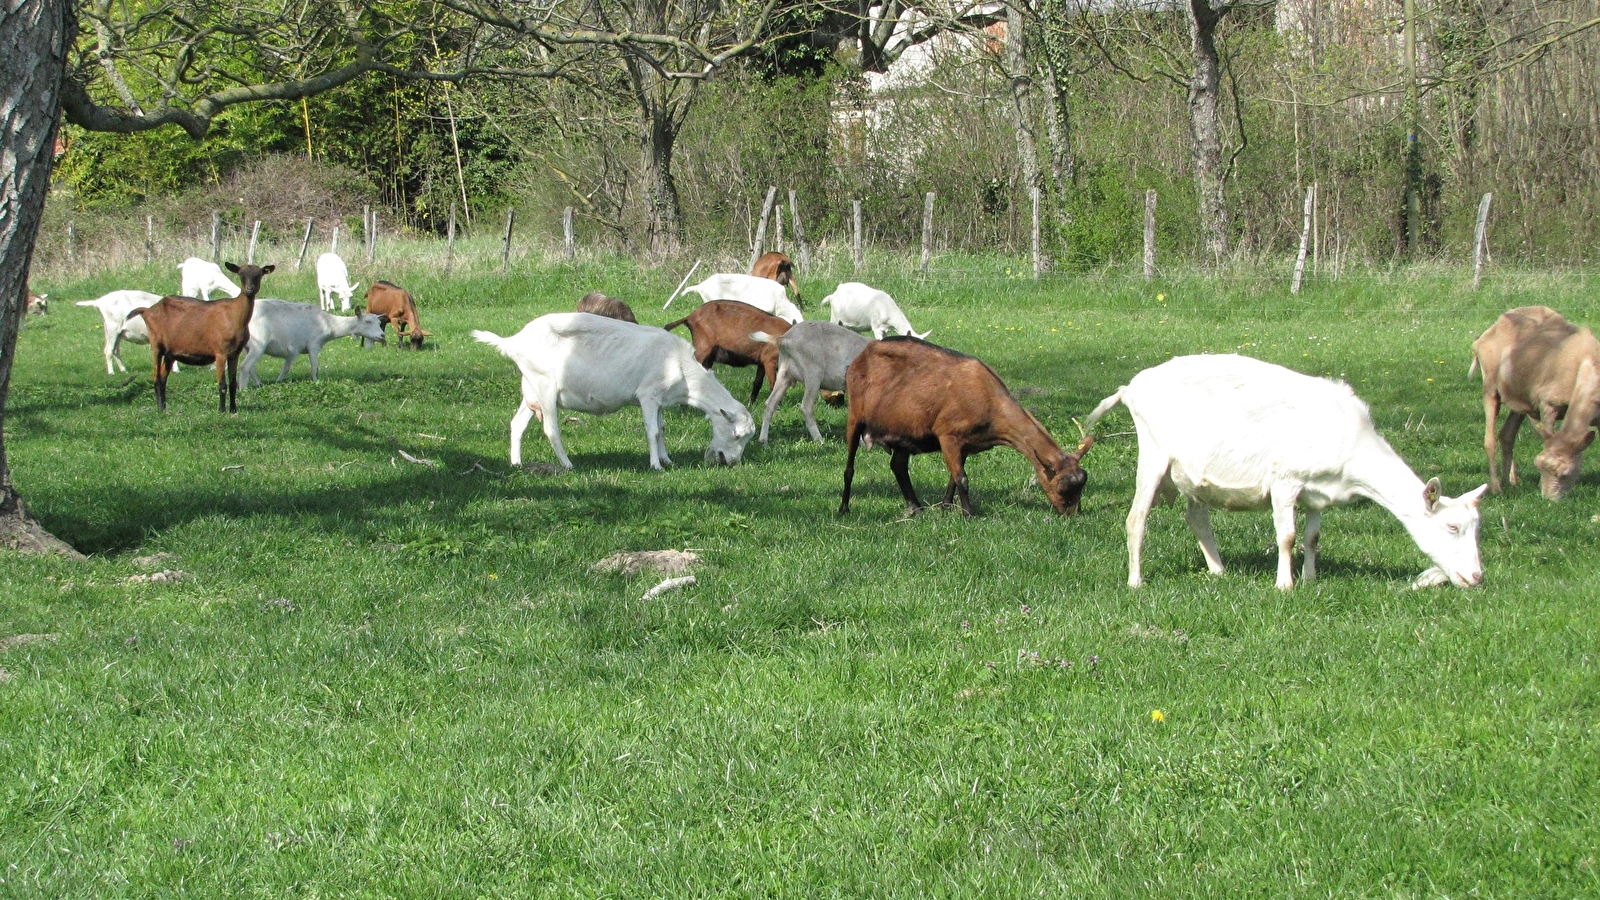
473 313 755 470
820 282 929 340
316 252 360 312
178 257 240 301
1086 353 1487 590
76 290 170 374
679 273 803 323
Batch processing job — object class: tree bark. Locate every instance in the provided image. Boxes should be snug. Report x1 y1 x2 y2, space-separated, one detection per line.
1004 1 1042 204
626 57 695 259
1036 0 1075 190
1187 0 1231 263
0 0 83 557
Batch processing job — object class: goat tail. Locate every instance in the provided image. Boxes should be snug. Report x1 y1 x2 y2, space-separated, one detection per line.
125 307 148 322
662 316 691 332
749 330 776 344
1467 354 1480 378
1083 386 1128 432
470 329 510 355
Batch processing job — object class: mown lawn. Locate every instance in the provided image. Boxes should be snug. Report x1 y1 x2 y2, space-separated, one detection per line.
3 258 1597 897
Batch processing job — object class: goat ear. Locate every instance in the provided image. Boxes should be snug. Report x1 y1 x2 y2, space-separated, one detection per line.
1071 435 1095 459
1580 428 1597 451
224 262 240 273
720 409 737 423
260 265 276 275
1533 421 1556 440
1423 477 1442 512
1463 484 1489 506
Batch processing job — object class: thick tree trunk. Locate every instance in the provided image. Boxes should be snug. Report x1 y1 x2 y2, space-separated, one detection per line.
0 0 82 557
1187 0 1230 263
640 101 683 259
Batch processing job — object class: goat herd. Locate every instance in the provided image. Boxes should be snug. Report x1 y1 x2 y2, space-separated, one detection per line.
50 249 1600 592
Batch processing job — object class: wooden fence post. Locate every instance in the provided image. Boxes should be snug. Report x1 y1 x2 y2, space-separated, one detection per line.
296 218 315 270
362 204 371 264
66 221 76 264
563 207 575 261
210 210 221 262
749 186 777 271
445 202 458 276
246 220 261 264
920 191 935 274
788 189 810 270
145 215 154 264
1031 185 1042 280
502 206 515 270
1292 184 1315 294
852 200 863 273
1143 189 1157 282
1473 192 1493 289
774 204 784 255
367 206 378 264
331 226 339 255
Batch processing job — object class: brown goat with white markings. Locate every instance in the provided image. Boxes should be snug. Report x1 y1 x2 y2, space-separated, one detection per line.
576 291 639 323
839 337 1092 517
664 300 792 402
1471 305 1600 499
751 251 800 305
126 262 272 412
364 280 429 349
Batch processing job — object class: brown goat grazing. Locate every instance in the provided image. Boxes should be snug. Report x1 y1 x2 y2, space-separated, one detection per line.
126 262 273 412
663 300 793 401
839 337 1093 517
1471 305 1600 499
26 289 48 316
576 291 639 323
751 251 801 305
364 281 429 349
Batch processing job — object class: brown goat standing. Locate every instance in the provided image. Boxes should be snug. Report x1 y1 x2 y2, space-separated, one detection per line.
1470 305 1600 499
576 291 639 323
364 281 429 349
751 251 800 306
663 300 792 401
126 262 272 412
839 337 1092 517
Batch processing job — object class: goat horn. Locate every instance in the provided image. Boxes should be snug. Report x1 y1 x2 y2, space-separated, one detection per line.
1072 417 1088 441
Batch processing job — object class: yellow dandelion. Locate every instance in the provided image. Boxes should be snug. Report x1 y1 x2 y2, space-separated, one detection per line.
488 573 498 580
1150 709 1166 723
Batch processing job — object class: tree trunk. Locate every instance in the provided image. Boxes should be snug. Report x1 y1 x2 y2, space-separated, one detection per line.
1187 0 1230 263
0 0 83 557
628 58 692 259
1003 1 1043 258
1037 0 1075 190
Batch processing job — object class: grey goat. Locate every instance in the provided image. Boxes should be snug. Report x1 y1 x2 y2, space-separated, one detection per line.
750 322 871 444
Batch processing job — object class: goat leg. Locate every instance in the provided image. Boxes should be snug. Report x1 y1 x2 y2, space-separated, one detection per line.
838 420 863 515
889 449 924 514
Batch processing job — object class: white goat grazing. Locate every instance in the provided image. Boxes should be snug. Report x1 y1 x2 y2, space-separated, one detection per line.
473 313 755 470
750 322 871 444
680 273 803 323
1085 354 1487 590
76 290 169 374
315 252 360 312
241 299 387 386
820 282 929 340
178 257 240 301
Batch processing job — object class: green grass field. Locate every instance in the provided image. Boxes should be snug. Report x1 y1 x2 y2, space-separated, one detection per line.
3 259 1597 896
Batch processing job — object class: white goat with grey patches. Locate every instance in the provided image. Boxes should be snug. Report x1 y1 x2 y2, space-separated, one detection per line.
178 257 240 301
1085 354 1487 590
473 313 755 470
820 282 928 340
241 299 388 386
679 273 803 323
750 322 870 444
